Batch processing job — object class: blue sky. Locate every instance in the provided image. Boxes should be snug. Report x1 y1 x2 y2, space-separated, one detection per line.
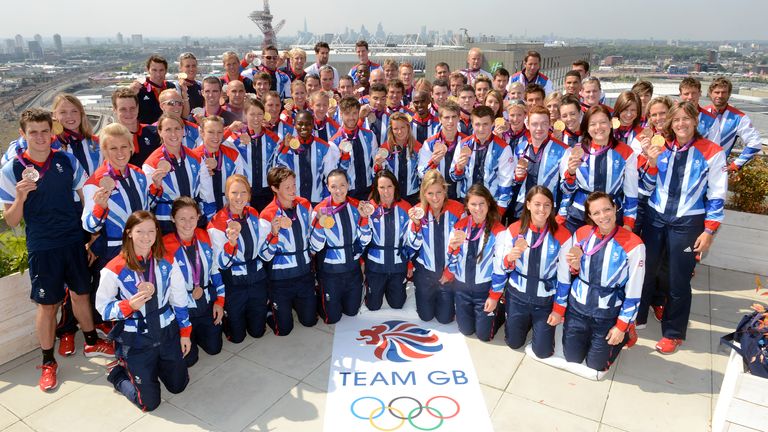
2 0 766 41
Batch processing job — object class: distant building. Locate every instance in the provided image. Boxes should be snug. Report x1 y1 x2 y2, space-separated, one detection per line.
131 34 143 47
116 33 123 45
53 34 62 52
85 37 92 46
33 34 42 47
426 43 591 92
603 55 623 66
4 39 14 55
707 50 718 63
181 35 191 47
27 41 43 60
14 34 23 49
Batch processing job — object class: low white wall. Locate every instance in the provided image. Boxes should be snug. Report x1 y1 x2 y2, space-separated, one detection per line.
0 272 37 366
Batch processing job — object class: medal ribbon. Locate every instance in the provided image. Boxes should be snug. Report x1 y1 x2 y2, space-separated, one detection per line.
581 226 619 256
16 149 54 179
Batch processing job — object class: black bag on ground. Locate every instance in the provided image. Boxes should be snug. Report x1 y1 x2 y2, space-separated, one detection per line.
720 311 768 379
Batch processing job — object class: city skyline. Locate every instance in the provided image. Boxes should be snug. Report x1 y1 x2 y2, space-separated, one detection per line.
0 0 767 42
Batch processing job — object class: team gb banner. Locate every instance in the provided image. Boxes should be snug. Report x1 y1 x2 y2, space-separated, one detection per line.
324 308 494 431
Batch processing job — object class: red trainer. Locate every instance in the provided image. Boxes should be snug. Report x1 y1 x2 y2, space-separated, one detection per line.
83 339 115 358
95 323 113 339
37 362 58 392
624 324 638 349
58 333 76 357
652 305 665 322
656 337 682 354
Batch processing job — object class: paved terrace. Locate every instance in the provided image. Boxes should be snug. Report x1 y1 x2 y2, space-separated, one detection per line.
0 265 759 432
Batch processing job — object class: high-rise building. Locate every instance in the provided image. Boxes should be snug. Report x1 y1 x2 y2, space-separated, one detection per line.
28 41 43 60
85 37 92 46
181 35 191 47
53 34 62 52
4 39 14 55
131 34 143 47
14 34 24 49
116 32 123 45
33 34 42 47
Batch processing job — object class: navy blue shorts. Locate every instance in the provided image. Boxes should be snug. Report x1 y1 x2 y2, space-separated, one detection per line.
28 242 90 305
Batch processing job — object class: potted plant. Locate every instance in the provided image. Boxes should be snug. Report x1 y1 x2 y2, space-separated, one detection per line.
701 154 768 275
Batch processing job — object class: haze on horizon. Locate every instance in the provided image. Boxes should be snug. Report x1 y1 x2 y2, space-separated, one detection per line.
1 0 766 42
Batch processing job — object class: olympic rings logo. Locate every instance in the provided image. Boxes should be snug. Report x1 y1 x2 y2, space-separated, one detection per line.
350 395 460 431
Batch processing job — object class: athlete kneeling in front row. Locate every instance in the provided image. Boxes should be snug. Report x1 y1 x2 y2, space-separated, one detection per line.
491 186 572 357
96 211 191 411
310 169 373 324
405 170 464 323
552 192 645 372
442 184 505 341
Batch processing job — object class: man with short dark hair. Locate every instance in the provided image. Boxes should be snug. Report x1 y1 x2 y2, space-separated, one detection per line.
449 105 515 210
132 54 176 124
563 70 582 96
195 76 237 127
435 62 450 80
0 108 114 393
112 88 161 165
305 42 340 88
509 50 553 95
348 40 381 83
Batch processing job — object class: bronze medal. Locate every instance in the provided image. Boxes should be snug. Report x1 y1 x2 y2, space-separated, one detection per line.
205 158 217 170
569 246 584 261
376 148 389 159
433 141 447 154
227 220 242 234
367 112 376 123
156 160 172 173
99 176 116 191
460 146 472 157
138 281 155 296
514 237 529 251
21 167 39 182
279 216 293 229
191 285 204 300
571 146 584 159
517 157 529 169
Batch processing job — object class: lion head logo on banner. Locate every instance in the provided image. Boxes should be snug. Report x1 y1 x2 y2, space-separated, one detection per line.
356 320 443 362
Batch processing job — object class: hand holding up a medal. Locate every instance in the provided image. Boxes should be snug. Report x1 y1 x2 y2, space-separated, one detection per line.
506 236 528 263
566 245 584 270
225 220 241 246
567 146 584 175
408 206 425 224
357 201 375 218
448 229 467 250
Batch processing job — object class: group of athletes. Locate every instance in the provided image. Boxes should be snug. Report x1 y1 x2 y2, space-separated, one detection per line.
2 41 762 411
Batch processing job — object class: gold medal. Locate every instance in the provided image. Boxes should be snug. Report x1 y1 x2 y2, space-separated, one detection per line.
52 120 64 136
411 206 425 220
320 215 336 229
329 98 337 108
494 118 506 127
376 148 389 159
263 112 272 122
156 160 172 173
651 134 666 148
279 216 293 229
553 120 566 132
448 95 458 103
21 167 39 182
205 158 217 170
289 138 301 150
404 114 413 123
514 237 529 251
611 118 621 129
339 140 353 153
99 176 116 191
177 72 188 81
